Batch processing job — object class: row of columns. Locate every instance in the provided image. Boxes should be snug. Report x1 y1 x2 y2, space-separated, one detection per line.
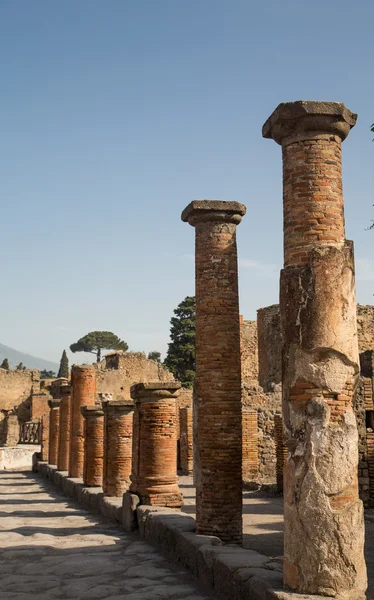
43 370 183 505
42 100 366 597
181 101 365 596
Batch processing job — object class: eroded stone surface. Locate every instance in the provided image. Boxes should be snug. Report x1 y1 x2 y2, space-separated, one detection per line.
0 470 215 600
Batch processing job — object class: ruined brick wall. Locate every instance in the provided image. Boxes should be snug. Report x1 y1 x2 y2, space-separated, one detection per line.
242 408 258 482
354 377 370 505
97 352 174 400
357 305 374 353
0 369 40 413
30 393 50 420
240 318 258 385
0 369 40 443
257 305 282 392
242 386 281 485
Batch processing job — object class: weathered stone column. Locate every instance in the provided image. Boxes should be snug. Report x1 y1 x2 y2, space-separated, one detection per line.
274 413 287 493
182 200 245 543
263 101 366 596
179 406 193 475
69 365 96 479
130 382 182 507
57 384 71 472
102 400 133 496
48 399 61 466
81 405 104 487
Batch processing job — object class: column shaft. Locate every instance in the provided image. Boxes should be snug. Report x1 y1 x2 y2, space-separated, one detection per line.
48 400 61 466
103 401 133 496
58 385 71 472
263 101 366 597
40 413 50 462
182 200 246 543
82 406 104 487
69 365 97 479
130 382 182 507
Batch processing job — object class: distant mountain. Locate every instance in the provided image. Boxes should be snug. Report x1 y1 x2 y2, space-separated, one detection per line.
0 343 59 373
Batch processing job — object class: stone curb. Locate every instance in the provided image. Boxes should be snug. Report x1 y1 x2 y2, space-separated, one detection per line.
36 460 336 600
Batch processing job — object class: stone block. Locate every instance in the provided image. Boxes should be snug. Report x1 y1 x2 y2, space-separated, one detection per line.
122 491 140 532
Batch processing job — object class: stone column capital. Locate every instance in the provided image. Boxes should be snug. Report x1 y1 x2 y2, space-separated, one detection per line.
262 100 357 146
102 399 134 412
181 200 246 227
48 399 61 409
71 364 96 374
81 405 104 418
130 381 181 401
61 384 71 396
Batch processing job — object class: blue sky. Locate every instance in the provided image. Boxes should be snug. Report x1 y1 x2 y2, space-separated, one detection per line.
0 0 373 365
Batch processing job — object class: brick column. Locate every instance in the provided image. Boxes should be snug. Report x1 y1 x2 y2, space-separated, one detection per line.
242 408 258 483
130 382 183 507
57 385 71 472
47 399 61 466
81 405 104 487
40 413 50 461
263 101 366 596
182 200 246 543
179 406 193 475
69 365 96 479
102 400 134 497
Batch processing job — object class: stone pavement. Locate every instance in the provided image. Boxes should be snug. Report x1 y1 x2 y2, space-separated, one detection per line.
0 471 216 600
180 476 374 599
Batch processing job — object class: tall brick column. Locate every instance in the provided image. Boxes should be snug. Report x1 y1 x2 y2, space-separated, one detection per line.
182 200 246 543
263 102 366 596
81 405 104 487
48 399 61 466
57 384 71 472
40 413 50 461
130 382 182 507
102 400 134 496
69 365 96 479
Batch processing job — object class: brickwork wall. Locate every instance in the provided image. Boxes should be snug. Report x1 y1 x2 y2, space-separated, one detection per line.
282 137 344 268
240 319 258 385
367 430 374 507
58 386 71 472
97 352 174 400
103 401 133 496
179 407 193 475
242 408 258 482
130 382 182 508
176 388 192 440
69 365 97 479
48 401 60 466
82 406 104 487
274 414 288 493
0 368 40 413
40 413 50 461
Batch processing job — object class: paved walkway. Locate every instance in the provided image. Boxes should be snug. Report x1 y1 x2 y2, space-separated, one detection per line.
180 476 374 599
0 471 216 600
